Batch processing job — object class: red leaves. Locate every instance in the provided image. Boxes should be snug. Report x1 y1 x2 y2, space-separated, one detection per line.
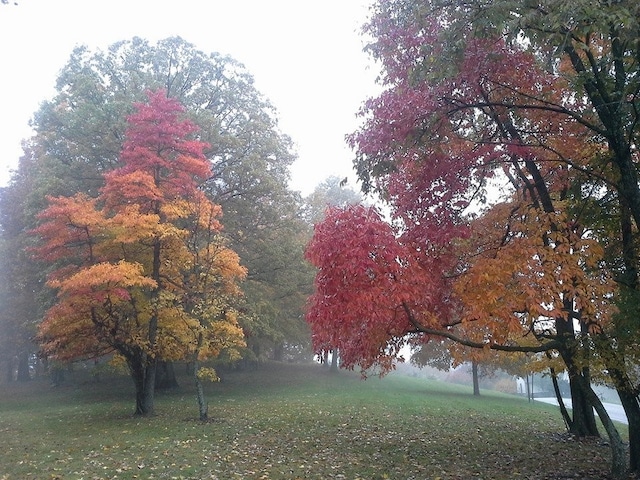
102 89 211 211
305 205 447 372
306 5 616 376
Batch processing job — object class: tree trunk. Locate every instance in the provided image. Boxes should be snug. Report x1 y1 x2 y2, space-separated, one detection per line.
567 372 599 436
156 361 179 390
330 349 338 372
141 359 156 415
556 316 599 436
273 343 284 362
606 359 640 474
613 200 640 473
129 353 156 416
194 371 208 422
131 361 147 415
471 361 480 396
575 375 628 478
550 367 571 431
134 236 161 416
618 388 640 474
193 332 208 421
15 351 30 382
50 364 65 387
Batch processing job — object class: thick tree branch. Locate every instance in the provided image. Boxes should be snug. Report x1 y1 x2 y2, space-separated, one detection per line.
402 302 560 354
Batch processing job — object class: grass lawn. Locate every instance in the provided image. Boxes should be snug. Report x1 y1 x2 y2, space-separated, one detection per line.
0 362 623 479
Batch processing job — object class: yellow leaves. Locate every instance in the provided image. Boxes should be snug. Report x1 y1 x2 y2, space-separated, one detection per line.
160 198 192 221
108 206 161 244
455 197 614 343
51 261 156 294
211 247 248 285
196 367 220 382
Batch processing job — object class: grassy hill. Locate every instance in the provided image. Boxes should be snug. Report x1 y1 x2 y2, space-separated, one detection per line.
0 362 618 479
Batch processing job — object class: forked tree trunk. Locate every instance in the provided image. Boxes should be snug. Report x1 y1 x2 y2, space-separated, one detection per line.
575 376 628 478
567 374 599 436
556 316 599 436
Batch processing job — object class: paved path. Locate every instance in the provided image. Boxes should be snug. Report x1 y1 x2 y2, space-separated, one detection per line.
535 397 628 425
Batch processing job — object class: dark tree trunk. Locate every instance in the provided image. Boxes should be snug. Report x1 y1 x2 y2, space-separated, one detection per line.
129 353 156 416
550 367 571 431
556 315 599 436
141 360 156 415
567 372 599 436
330 349 338 372
618 388 640 474
135 230 160 415
131 361 146 415
273 343 284 362
606 360 640 474
15 351 30 382
613 200 640 473
194 370 208 422
575 375 628 478
471 361 480 396
50 364 65 387
155 361 179 390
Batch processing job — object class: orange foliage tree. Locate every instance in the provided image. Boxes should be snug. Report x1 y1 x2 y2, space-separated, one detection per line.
305 7 637 474
32 90 246 416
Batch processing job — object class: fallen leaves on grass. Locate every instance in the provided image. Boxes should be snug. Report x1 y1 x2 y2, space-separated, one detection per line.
0 364 625 479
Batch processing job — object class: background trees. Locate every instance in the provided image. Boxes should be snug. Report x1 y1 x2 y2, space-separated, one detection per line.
0 36 313 382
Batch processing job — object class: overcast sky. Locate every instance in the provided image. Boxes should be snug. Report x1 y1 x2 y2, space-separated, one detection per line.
0 0 379 195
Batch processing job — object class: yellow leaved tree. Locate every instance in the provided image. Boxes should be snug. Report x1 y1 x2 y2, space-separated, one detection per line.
32 90 246 417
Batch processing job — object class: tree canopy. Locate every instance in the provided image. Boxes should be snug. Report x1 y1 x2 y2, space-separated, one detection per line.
0 36 312 384
32 90 246 415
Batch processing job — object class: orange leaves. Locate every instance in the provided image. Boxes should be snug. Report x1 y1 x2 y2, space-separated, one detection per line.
32 194 105 262
32 90 245 366
101 170 163 211
455 198 615 342
51 261 156 294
